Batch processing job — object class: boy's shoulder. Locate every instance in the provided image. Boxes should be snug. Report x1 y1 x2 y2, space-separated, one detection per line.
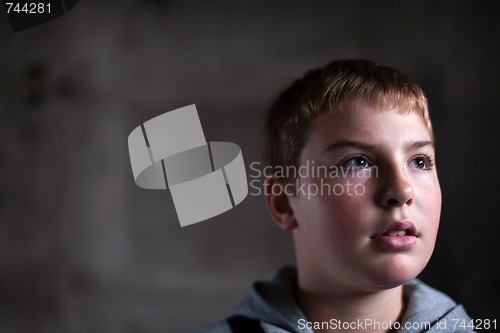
191 266 303 333
402 279 474 332
404 278 462 313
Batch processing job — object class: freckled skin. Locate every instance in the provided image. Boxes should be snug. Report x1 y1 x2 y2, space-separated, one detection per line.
290 101 442 295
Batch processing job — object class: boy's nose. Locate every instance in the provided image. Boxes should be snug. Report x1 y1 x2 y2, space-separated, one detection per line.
377 173 414 208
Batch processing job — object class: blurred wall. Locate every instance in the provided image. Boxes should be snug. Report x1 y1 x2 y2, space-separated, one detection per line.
1 1 499 332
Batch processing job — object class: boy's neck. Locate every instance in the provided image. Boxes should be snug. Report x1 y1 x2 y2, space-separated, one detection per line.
295 280 406 333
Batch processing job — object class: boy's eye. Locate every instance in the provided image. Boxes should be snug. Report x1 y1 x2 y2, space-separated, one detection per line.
341 156 370 169
409 155 434 170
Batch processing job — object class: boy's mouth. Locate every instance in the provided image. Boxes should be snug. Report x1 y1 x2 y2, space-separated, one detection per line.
371 221 418 250
371 221 419 251
372 221 418 238
383 230 411 236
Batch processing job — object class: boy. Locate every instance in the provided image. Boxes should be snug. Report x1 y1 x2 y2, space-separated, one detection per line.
194 60 474 332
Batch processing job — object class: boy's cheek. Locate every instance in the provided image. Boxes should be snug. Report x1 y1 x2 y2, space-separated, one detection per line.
294 175 372 212
312 192 371 229
416 180 442 220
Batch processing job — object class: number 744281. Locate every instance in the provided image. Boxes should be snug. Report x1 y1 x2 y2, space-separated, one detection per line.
6 2 51 14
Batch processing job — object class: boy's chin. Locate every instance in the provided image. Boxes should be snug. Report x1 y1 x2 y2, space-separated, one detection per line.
366 261 427 290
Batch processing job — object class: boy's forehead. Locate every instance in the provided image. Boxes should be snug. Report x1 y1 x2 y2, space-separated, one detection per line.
303 102 432 155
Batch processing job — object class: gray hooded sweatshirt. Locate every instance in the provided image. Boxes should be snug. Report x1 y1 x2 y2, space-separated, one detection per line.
193 266 475 333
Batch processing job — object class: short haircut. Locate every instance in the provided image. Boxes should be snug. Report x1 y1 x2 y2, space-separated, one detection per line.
264 59 432 178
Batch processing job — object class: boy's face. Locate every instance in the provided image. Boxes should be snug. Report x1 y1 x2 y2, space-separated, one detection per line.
289 100 441 292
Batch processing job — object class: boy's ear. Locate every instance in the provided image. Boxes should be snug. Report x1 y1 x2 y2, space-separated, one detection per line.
264 176 298 231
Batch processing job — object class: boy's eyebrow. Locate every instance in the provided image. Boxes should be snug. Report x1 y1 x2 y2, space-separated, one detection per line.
323 140 374 153
323 140 435 153
406 140 435 151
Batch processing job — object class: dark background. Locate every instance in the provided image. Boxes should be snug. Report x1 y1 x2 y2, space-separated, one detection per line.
1 1 499 332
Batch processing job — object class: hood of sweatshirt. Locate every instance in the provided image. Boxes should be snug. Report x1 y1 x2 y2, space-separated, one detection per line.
232 266 474 333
